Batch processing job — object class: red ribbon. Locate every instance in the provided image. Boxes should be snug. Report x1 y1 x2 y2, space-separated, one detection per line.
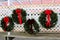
45 10 52 27
16 9 22 24
3 17 9 31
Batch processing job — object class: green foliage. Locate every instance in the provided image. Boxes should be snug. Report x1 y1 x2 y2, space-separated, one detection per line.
1 17 14 32
39 11 58 29
24 19 39 34
12 9 26 24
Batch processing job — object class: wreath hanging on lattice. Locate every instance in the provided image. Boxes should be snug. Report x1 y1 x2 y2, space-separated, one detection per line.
39 9 58 29
12 8 27 24
1 16 14 32
24 19 39 34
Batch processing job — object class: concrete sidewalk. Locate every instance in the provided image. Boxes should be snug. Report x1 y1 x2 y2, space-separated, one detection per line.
5 35 60 40
1 32 60 40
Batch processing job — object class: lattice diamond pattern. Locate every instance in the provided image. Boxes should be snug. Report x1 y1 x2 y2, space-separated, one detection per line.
0 5 60 33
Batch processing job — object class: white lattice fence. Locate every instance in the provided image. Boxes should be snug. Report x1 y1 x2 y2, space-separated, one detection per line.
0 5 60 33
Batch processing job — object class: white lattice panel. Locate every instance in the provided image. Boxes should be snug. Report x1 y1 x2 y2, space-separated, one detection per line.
0 5 60 33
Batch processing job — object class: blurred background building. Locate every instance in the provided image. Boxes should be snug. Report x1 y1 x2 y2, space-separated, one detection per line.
0 0 60 6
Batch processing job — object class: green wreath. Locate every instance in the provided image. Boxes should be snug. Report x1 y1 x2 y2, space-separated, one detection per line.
12 8 26 24
1 17 14 32
39 10 58 29
24 19 39 34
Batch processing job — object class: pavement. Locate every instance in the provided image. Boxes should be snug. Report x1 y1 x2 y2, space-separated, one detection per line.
0 36 4 40
1 32 60 40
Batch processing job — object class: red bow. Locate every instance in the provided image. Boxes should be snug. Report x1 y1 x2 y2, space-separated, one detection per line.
3 17 9 31
16 9 22 24
45 10 52 27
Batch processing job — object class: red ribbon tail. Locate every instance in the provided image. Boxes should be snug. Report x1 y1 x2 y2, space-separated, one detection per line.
18 15 22 24
46 22 50 27
4 23 7 32
19 16 22 24
46 15 51 27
